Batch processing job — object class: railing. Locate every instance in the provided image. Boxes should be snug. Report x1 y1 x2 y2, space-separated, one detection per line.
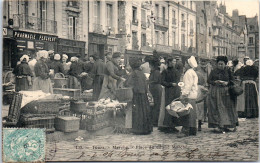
172 18 176 25
181 21 185 28
93 23 103 34
155 17 169 27
132 19 138 26
13 14 57 34
141 21 146 28
248 43 255 46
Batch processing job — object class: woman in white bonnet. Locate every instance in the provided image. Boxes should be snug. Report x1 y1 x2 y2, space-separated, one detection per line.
12 55 33 92
62 54 71 74
235 59 258 118
177 56 198 138
32 50 53 93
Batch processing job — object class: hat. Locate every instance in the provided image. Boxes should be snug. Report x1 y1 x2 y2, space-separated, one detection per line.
62 54 68 60
160 58 165 63
54 54 61 60
20 55 30 62
48 50 54 54
37 50 49 59
129 57 142 69
187 56 198 68
246 59 254 66
227 61 233 67
112 52 121 58
71 57 78 62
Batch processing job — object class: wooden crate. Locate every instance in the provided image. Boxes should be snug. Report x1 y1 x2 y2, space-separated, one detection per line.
53 88 80 99
54 116 80 132
19 114 55 132
7 92 22 124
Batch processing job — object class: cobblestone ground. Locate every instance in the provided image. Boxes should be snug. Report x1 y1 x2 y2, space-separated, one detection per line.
46 118 259 162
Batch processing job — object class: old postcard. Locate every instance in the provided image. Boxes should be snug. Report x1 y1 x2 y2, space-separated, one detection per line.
2 0 259 162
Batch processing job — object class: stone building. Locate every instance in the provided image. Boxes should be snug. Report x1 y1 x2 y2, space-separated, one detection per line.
247 15 259 59
2 0 87 70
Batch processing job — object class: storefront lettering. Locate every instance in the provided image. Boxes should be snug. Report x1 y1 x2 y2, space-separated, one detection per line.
14 31 36 40
14 31 57 42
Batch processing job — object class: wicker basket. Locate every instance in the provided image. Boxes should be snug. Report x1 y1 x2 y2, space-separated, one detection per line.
115 88 133 102
54 116 80 132
70 101 87 113
21 99 70 115
19 114 55 132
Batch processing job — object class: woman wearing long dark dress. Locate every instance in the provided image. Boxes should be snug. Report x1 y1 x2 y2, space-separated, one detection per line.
125 57 153 135
207 56 238 133
159 57 181 133
13 55 33 92
235 59 258 118
148 57 162 127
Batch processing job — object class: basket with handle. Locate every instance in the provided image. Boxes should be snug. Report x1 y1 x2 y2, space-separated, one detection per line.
53 73 68 88
166 98 193 118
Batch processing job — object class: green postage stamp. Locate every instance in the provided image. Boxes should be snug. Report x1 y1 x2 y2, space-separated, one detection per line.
2 128 45 162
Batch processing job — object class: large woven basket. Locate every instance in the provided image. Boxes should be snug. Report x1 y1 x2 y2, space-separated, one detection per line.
115 88 133 102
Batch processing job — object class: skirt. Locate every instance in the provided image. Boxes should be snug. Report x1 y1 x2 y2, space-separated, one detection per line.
208 85 238 128
131 93 153 135
237 80 259 118
32 77 53 94
15 77 30 92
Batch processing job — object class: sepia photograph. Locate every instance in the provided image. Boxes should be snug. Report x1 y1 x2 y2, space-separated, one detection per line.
1 0 259 162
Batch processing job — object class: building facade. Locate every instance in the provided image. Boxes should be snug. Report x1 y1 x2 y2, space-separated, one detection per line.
247 16 259 59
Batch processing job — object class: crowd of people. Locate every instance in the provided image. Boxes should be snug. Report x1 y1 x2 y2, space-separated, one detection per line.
11 49 259 137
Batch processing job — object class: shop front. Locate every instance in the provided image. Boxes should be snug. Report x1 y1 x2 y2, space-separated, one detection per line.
57 38 86 59
88 33 107 60
8 30 58 69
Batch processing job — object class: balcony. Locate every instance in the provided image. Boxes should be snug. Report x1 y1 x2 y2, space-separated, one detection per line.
248 43 255 47
181 21 186 28
155 17 169 28
141 21 147 29
132 19 139 26
93 23 103 34
172 18 176 26
13 14 57 34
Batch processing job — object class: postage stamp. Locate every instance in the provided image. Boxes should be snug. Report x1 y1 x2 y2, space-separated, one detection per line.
2 128 45 162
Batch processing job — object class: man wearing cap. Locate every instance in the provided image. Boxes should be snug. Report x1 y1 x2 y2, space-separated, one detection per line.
33 50 53 93
99 52 125 100
177 56 198 138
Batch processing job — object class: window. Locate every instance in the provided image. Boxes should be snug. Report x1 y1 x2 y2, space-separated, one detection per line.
190 38 193 47
106 4 113 27
141 33 146 47
249 37 254 44
132 31 138 50
39 0 47 32
172 10 175 19
162 32 166 45
94 0 100 24
250 25 254 31
155 31 159 44
172 31 176 46
68 16 78 40
181 34 185 45
68 0 79 8
155 4 159 18
141 9 146 27
162 6 166 25
132 6 137 22
190 1 192 10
